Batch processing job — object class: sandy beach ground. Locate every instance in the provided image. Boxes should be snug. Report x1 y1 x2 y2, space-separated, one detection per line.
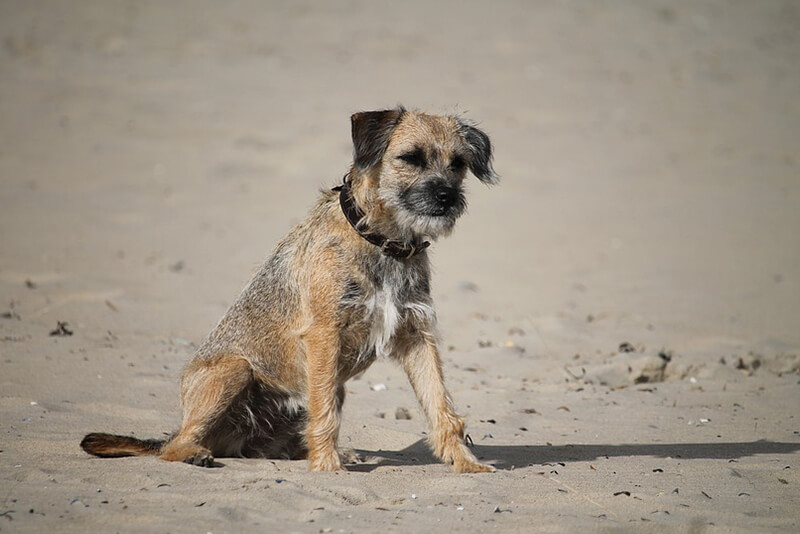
1 1 799 532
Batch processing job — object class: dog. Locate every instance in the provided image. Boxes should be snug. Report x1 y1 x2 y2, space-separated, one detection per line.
81 106 498 473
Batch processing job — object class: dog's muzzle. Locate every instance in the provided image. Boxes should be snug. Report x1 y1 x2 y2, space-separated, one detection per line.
401 179 465 218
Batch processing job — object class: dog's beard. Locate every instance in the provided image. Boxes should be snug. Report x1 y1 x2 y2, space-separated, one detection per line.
382 188 466 240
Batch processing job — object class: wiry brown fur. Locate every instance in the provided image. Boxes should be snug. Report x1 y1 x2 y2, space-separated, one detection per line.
82 107 497 473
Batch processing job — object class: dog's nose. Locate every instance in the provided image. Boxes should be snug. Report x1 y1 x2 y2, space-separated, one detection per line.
433 185 457 208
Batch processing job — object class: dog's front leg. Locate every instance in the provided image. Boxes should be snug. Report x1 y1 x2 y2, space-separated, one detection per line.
400 340 494 473
303 323 344 471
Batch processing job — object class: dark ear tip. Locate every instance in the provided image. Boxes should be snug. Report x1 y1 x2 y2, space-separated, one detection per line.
351 105 406 123
477 168 500 185
455 118 498 184
483 172 500 185
350 107 407 170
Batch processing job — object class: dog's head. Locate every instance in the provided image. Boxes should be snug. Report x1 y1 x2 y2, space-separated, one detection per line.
349 107 497 240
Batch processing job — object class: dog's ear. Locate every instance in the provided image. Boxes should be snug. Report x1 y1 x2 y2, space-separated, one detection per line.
351 107 406 170
457 120 498 184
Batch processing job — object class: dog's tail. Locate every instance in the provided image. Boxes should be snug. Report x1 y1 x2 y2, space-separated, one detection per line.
80 432 166 458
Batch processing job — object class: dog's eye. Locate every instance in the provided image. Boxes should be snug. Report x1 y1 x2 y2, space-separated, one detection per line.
450 155 466 172
397 150 426 168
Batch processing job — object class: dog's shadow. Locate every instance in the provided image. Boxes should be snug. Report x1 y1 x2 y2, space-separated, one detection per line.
348 439 800 472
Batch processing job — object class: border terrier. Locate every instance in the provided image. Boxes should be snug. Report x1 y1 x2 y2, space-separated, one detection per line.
81 106 497 473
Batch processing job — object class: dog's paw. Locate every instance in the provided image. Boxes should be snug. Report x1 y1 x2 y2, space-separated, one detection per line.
183 452 217 468
454 459 495 474
161 442 217 467
308 452 344 471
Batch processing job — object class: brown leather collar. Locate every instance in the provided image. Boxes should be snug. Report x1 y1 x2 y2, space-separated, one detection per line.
333 179 430 260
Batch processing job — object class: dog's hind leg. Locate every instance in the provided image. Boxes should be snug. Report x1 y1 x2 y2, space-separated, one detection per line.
160 355 253 466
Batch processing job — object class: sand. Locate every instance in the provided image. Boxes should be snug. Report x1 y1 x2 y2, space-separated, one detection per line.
1 1 799 532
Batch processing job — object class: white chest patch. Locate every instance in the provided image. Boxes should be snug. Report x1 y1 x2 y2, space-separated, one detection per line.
361 279 434 360
366 281 401 359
